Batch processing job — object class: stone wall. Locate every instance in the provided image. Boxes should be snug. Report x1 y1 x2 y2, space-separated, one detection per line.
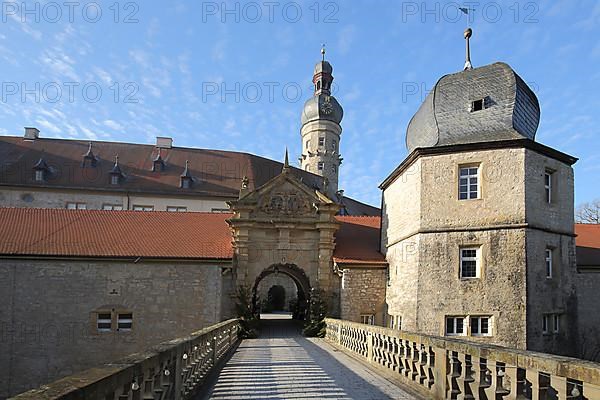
0 187 229 211
339 266 387 326
0 259 229 399
415 229 528 349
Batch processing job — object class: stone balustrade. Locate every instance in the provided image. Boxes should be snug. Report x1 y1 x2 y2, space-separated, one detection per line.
10 319 240 400
324 318 600 400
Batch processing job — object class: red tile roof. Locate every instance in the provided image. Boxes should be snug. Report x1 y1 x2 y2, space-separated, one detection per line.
333 216 386 265
0 208 386 264
575 224 600 268
0 208 233 259
575 224 600 248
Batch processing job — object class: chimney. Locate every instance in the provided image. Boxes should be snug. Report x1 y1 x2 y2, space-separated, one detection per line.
156 136 172 149
24 127 40 140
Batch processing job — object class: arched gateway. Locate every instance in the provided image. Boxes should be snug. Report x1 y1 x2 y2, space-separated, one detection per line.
253 263 311 318
227 160 341 319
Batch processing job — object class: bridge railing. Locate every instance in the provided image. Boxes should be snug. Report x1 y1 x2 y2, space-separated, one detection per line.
324 318 600 400
11 319 240 400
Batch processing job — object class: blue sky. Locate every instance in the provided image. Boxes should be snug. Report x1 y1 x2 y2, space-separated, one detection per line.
0 0 598 206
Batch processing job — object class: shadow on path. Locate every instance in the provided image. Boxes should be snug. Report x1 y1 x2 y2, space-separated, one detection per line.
203 316 416 400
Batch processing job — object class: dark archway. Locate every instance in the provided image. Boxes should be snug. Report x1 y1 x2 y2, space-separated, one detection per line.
267 285 286 311
252 263 311 320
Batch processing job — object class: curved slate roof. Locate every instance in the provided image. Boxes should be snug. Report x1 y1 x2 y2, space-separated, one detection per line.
406 62 540 153
300 94 344 126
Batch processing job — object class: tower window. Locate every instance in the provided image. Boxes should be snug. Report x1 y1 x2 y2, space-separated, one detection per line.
445 316 465 336
544 171 553 203
470 316 491 336
360 314 375 325
318 162 324 171
97 313 112 332
305 140 310 149
459 166 479 200
545 248 553 278
331 140 336 151
117 313 133 331
318 137 325 147
331 165 336 173
460 247 480 278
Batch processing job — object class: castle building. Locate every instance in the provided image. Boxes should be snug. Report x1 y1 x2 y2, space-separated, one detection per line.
0 37 599 399
380 30 599 358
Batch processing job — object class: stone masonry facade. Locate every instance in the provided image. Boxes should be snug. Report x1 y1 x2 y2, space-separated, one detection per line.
0 259 228 398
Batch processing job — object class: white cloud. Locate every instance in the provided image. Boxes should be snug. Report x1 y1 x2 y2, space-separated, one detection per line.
104 120 123 131
35 118 61 134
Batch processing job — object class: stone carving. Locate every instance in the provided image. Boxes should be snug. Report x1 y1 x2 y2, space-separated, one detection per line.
260 191 312 216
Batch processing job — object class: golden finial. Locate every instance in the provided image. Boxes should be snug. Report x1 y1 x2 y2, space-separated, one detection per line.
321 44 326 61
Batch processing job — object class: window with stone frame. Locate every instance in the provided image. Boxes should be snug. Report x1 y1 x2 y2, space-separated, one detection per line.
470 316 491 336
66 202 86 210
318 162 324 171
166 206 187 212
117 313 133 331
102 204 123 210
96 312 112 332
132 205 154 211
544 170 554 203
318 137 325 147
445 316 465 336
360 314 375 325
460 247 480 279
459 166 479 200
545 248 553 278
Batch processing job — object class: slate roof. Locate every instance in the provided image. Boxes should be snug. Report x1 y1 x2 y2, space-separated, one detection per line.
0 135 379 215
405 62 540 153
333 216 386 265
575 224 600 269
0 208 387 263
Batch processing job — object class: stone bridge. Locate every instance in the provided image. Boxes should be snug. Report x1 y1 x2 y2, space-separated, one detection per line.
10 316 600 400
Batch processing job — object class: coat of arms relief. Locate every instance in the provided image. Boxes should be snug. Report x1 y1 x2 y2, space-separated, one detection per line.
259 190 313 216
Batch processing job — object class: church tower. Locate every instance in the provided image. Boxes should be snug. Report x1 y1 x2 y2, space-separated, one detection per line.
299 47 343 199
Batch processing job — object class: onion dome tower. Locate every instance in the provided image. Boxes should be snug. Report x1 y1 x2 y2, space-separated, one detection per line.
299 46 344 199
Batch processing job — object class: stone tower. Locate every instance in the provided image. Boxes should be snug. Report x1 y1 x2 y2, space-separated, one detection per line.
381 29 580 357
299 48 343 199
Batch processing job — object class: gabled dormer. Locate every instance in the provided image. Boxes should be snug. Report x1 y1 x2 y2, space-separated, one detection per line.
33 157 50 182
152 148 165 172
82 142 98 168
180 160 193 189
109 155 125 185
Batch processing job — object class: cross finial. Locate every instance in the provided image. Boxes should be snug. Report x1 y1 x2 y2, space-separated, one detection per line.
464 27 473 70
114 154 119 165
321 44 326 61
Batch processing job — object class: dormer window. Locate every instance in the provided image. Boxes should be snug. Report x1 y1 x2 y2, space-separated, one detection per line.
470 97 490 112
152 148 165 172
33 157 50 182
180 160 193 189
109 155 124 185
82 142 98 168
